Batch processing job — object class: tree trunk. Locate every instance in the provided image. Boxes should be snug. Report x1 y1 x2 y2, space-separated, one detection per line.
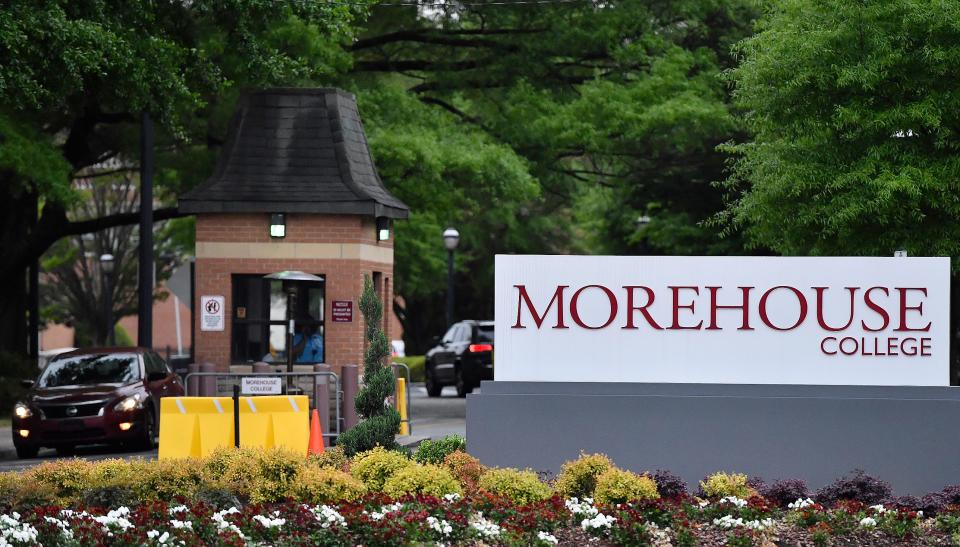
0 184 34 356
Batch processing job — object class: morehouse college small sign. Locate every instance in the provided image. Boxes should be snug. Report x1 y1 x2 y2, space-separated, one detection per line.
494 255 950 386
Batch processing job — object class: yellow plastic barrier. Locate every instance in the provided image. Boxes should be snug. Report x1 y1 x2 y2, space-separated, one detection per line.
238 395 310 454
396 378 409 436
158 397 234 459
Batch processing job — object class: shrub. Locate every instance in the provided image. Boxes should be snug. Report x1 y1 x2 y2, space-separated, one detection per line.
815 469 891 505
202 447 304 503
81 485 137 508
336 276 401 456
140 458 207 502
293 467 367 503
554 452 614 498
652 469 687 499
28 459 98 503
1 481 57 509
699 472 756 499
382 464 461 498
350 446 413 491
593 469 659 505
444 451 485 494
414 434 466 465
197 488 242 509
479 468 552 505
762 478 810 507
310 445 348 471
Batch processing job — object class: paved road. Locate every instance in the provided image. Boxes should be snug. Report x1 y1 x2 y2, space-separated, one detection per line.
0 382 467 470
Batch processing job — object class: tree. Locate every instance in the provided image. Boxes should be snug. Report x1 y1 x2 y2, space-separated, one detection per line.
0 0 367 356
41 177 189 346
719 0 960 258
337 275 401 456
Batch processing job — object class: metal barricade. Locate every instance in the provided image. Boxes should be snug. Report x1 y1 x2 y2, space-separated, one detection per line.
391 362 413 435
183 371 342 442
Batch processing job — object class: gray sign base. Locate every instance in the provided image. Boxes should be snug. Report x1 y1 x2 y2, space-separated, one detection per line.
466 381 960 495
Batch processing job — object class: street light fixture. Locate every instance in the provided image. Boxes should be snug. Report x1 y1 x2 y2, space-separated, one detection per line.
100 254 115 346
443 228 460 328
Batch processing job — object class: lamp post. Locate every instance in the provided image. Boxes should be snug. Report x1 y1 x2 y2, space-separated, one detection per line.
264 270 324 392
100 254 115 346
443 228 460 328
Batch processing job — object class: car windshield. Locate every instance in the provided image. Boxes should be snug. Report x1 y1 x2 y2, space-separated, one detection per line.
477 325 494 343
38 354 141 387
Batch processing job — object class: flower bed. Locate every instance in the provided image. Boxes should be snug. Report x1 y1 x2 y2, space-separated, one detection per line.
1 447 960 546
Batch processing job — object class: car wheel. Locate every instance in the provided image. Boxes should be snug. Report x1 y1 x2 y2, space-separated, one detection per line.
455 368 473 398
55 445 77 457
137 408 157 451
425 366 442 398
15 445 39 459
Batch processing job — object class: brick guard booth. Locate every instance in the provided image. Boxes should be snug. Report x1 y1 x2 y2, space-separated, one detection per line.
179 88 409 439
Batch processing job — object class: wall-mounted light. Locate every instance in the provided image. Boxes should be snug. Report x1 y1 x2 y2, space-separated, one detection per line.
376 216 390 241
270 213 286 238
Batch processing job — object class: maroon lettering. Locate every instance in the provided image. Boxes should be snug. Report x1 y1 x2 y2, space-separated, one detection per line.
669 286 703 330
758 286 808 331
706 286 754 331
570 285 619 330
814 286 858 331
895 288 931 332
921 337 932 356
821 337 837 355
862 287 890 332
887 337 899 356
622 286 663 330
839 337 858 355
512 285 570 329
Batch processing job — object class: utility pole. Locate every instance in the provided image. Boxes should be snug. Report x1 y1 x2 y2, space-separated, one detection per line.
138 112 154 349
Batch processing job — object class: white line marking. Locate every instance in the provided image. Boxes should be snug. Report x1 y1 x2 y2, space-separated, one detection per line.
176 399 186 414
213 399 224 414
246 398 257 413
288 397 299 412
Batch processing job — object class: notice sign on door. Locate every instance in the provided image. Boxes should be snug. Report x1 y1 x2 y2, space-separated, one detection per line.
332 300 353 322
200 295 225 331
241 377 283 395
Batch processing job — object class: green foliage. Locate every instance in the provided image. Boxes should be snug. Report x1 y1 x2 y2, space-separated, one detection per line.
310 445 348 471
382 464 461 498
721 0 960 259
478 468 553 505
293 467 367 503
81 485 137 509
699 472 756 499
349 446 413 491
414 434 466 465
338 275 401 455
593 469 660 505
554 452 615 499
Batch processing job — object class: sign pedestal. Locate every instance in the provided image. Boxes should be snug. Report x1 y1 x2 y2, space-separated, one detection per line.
467 381 960 495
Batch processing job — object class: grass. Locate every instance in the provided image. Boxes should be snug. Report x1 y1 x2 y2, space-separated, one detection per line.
0 417 11 428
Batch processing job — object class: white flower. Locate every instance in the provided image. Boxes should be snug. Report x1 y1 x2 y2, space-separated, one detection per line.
565 497 599 517
147 530 174 544
426 516 453 536
369 503 403 521
443 493 461 503
859 517 878 527
253 512 286 529
168 505 189 515
713 515 774 530
169 519 193 530
0 513 39 544
307 505 346 529
470 513 501 539
719 496 748 508
537 531 559 545
581 513 616 530
93 508 134 533
869 504 888 514
788 498 816 510
211 509 246 540
42 516 74 539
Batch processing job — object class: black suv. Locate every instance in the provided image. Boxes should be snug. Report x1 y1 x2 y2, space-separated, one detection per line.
424 320 494 397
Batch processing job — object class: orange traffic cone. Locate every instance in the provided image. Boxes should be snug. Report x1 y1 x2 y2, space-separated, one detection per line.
308 408 325 456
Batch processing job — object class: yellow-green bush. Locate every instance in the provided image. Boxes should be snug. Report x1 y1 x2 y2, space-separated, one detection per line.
293 466 367 503
138 458 208 501
27 459 97 503
443 451 485 494
350 446 413 491
699 471 756 499
203 446 305 503
554 452 614 499
382 464 461 498
478 468 552 505
593 469 659 505
310 445 348 471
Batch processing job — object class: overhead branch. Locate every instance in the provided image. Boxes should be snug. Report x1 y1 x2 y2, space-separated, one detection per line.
419 97 486 128
352 59 481 72
350 28 538 51
62 206 187 237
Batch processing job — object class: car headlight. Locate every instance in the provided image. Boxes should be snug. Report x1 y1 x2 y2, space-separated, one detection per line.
13 403 32 419
113 394 143 412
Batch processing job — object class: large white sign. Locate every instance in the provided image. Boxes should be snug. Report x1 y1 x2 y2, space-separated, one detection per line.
241 377 283 395
494 255 950 386
200 295 225 332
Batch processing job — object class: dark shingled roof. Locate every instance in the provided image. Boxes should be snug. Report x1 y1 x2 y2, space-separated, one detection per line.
179 88 409 218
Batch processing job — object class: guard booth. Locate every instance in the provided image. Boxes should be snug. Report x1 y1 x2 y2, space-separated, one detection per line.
178 88 409 440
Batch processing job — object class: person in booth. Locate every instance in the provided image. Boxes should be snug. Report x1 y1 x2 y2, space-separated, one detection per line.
292 314 324 363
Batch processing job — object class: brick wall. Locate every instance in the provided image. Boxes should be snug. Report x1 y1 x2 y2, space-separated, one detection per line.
193 213 396 373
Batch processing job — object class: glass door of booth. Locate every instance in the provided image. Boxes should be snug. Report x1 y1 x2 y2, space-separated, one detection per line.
231 275 325 364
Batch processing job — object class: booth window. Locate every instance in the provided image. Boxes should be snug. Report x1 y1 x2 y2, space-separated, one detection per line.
231 274 325 364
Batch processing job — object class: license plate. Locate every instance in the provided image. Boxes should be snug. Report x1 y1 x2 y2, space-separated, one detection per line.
59 419 84 430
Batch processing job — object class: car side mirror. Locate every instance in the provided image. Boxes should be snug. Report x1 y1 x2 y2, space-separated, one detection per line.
20 379 34 389
146 372 167 383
